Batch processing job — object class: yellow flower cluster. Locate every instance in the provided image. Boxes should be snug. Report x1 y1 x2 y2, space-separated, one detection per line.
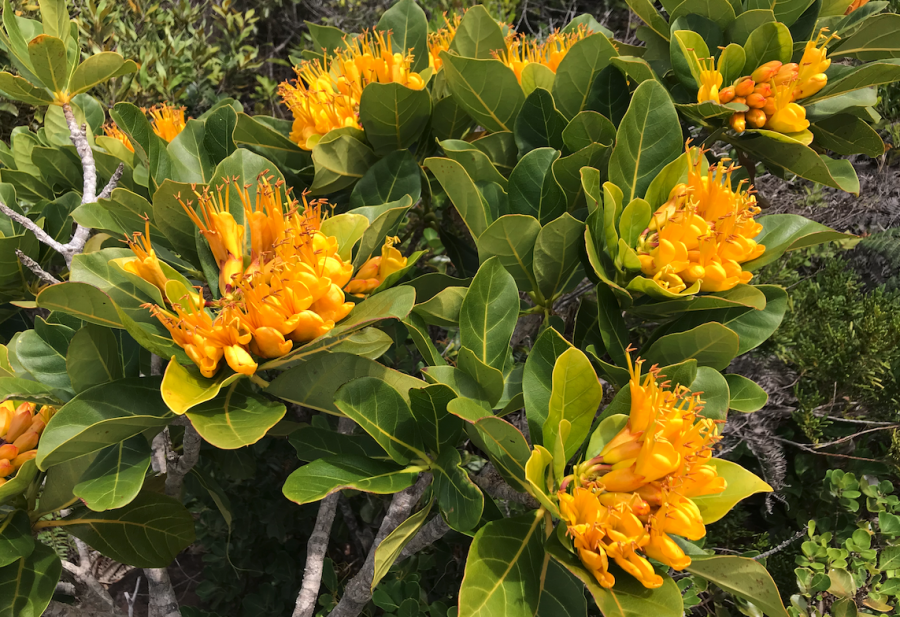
0 402 55 485
103 103 188 153
696 29 836 134
280 30 426 150
126 178 361 378
496 25 593 82
345 236 408 295
558 354 725 589
428 13 461 71
636 145 765 294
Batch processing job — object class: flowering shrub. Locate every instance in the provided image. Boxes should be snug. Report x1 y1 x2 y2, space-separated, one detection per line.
0 0 895 615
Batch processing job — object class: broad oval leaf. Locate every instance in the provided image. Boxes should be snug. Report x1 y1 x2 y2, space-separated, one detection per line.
359 82 432 155
459 256 519 371
72 435 151 511
440 52 525 133
0 542 61 617
186 381 286 450
476 214 541 291
372 501 433 590
543 347 603 458
552 33 620 119
724 374 768 412
160 357 243 415
0 510 34 568
282 455 418 505
692 459 772 523
643 322 740 370
685 556 789 617
433 447 484 532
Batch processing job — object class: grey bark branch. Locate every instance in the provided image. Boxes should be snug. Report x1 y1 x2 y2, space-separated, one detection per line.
98 163 125 201
329 474 432 617
396 515 451 563
472 464 540 509
61 539 121 613
293 418 357 617
164 422 201 499
15 249 60 285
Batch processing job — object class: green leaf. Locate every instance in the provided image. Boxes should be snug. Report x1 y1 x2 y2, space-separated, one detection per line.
186 381 286 450
692 459 772 523
376 0 429 72
0 460 38 506
14 328 70 391
543 347 602 457
671 30 710 91
36 377 171 470
433 448 483 532
350 149 422 209
0 377 62 407
685 556 788 617
625 0 670 41
537 560 588 617
524 327 571 444
508 148 560 219
728 10 775 46
359 82 432 155
168 119 215 183
562 111 616 152
552 33 620 119
595 283 630 367
413 286 467 327
110 102 172 193
585 413 629 459
282 456 418 505
372 502 433 590
690 366 730 420
334 377 428 464
352 198 412 268
521 62 556 96
427 157 493 239
810 115 885 157
441 139 508 188
305 22 348 54
151 180 202 265
742 22 792 74
449 5 506 59
458 511 545 617
805 60 900 104
440 52 525 132
0 71 53 105
609 80 682 203
27 34 67 94
670 0 736 29
311 129 377 194
459 256 519 371
65 324 123 394
432 94 474 140
38 0 69 40
830 13 900 60
644 322 740 370
476 214 541 291
743 214 850 270
514 88 567 155
408 384 464 455
68 52 133 95
458 347 505 407
72 435 150 511
546 533 685 617
0 511 34 568
0 542 61 617
467 416 531 492
160 359 243 416
534 213 585 302
208 149 285 225
59 491 195 568
231 112 307 170
289 425 387 462
724 374 768 412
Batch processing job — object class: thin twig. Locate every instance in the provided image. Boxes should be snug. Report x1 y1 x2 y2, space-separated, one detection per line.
753 526 808 561
61 539 121 613
0 202 67 254
15 249 60 285
771 436 885 462
329 475 432 617
396 515 452 563
98 163 125 201
472 464 540 509
164 422 201 499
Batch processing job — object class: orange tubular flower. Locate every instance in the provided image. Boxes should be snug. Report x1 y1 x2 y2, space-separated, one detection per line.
147 103 187 142
558 352 726 589
280 30 425 150
345 236 408 295
103 122 135 153
636 144 764 294
695 54 723 104
122 220 169 295
0 401 55 486
497 25 592 83
429 13 461 71
129 177 358 378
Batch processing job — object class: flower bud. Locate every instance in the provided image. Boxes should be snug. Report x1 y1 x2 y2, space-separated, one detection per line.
12 449 37 470
729 113 746 133
12 430 38 453
747 108 767 128
0 459 12 477
4 411 32 443
718 86 735 103
732 96 746 105
773 63 799 86
734 78 755 97
750 60 783 83
754 82 772 97
746 92 766 108
0 444 18 460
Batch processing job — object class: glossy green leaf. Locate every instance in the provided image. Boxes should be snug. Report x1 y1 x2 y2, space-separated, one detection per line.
562 111 615 152
671 30 709 91
231 112 307 170
685 555 788 617
427 156 492 239
65 324 122 394
359 82 432 155
457 347 505 407
289 425 387 462
514 88 567 155
0 71 52 105
282 456 418 505
14 328 70 391
690 366 730 420
524 327 571 444
69 52 133 95
350 149 422 210
467 416 531 492
810 115 885 157
744 214 850 270
537 560 588 617
408 384 464 454
160 359 243 416
27 34 67 94
0 511 34 568
476 214 540 291
376 0 429 72
440 52 524 132
372 501 433 590
432 94 474 140
521 62 556 96
830 13 900 61
186 381 286 450
692 459 772 523
725 374 768 412
508 148 560 219
553 33 620 119
608 80 682 203
412 286 467 328
72 435 150 511
458 512 545 617
36 377 171 470
59 491 195 568
0 542 61 617
533 213 584 302
544 347 603 457
449 5 506 59
0 377 62 407
644 322 740 370
742 22 792 74
311 129 377 194
459 256 519 371
110 102 172 193
433 448 483 532
334 377 428 464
